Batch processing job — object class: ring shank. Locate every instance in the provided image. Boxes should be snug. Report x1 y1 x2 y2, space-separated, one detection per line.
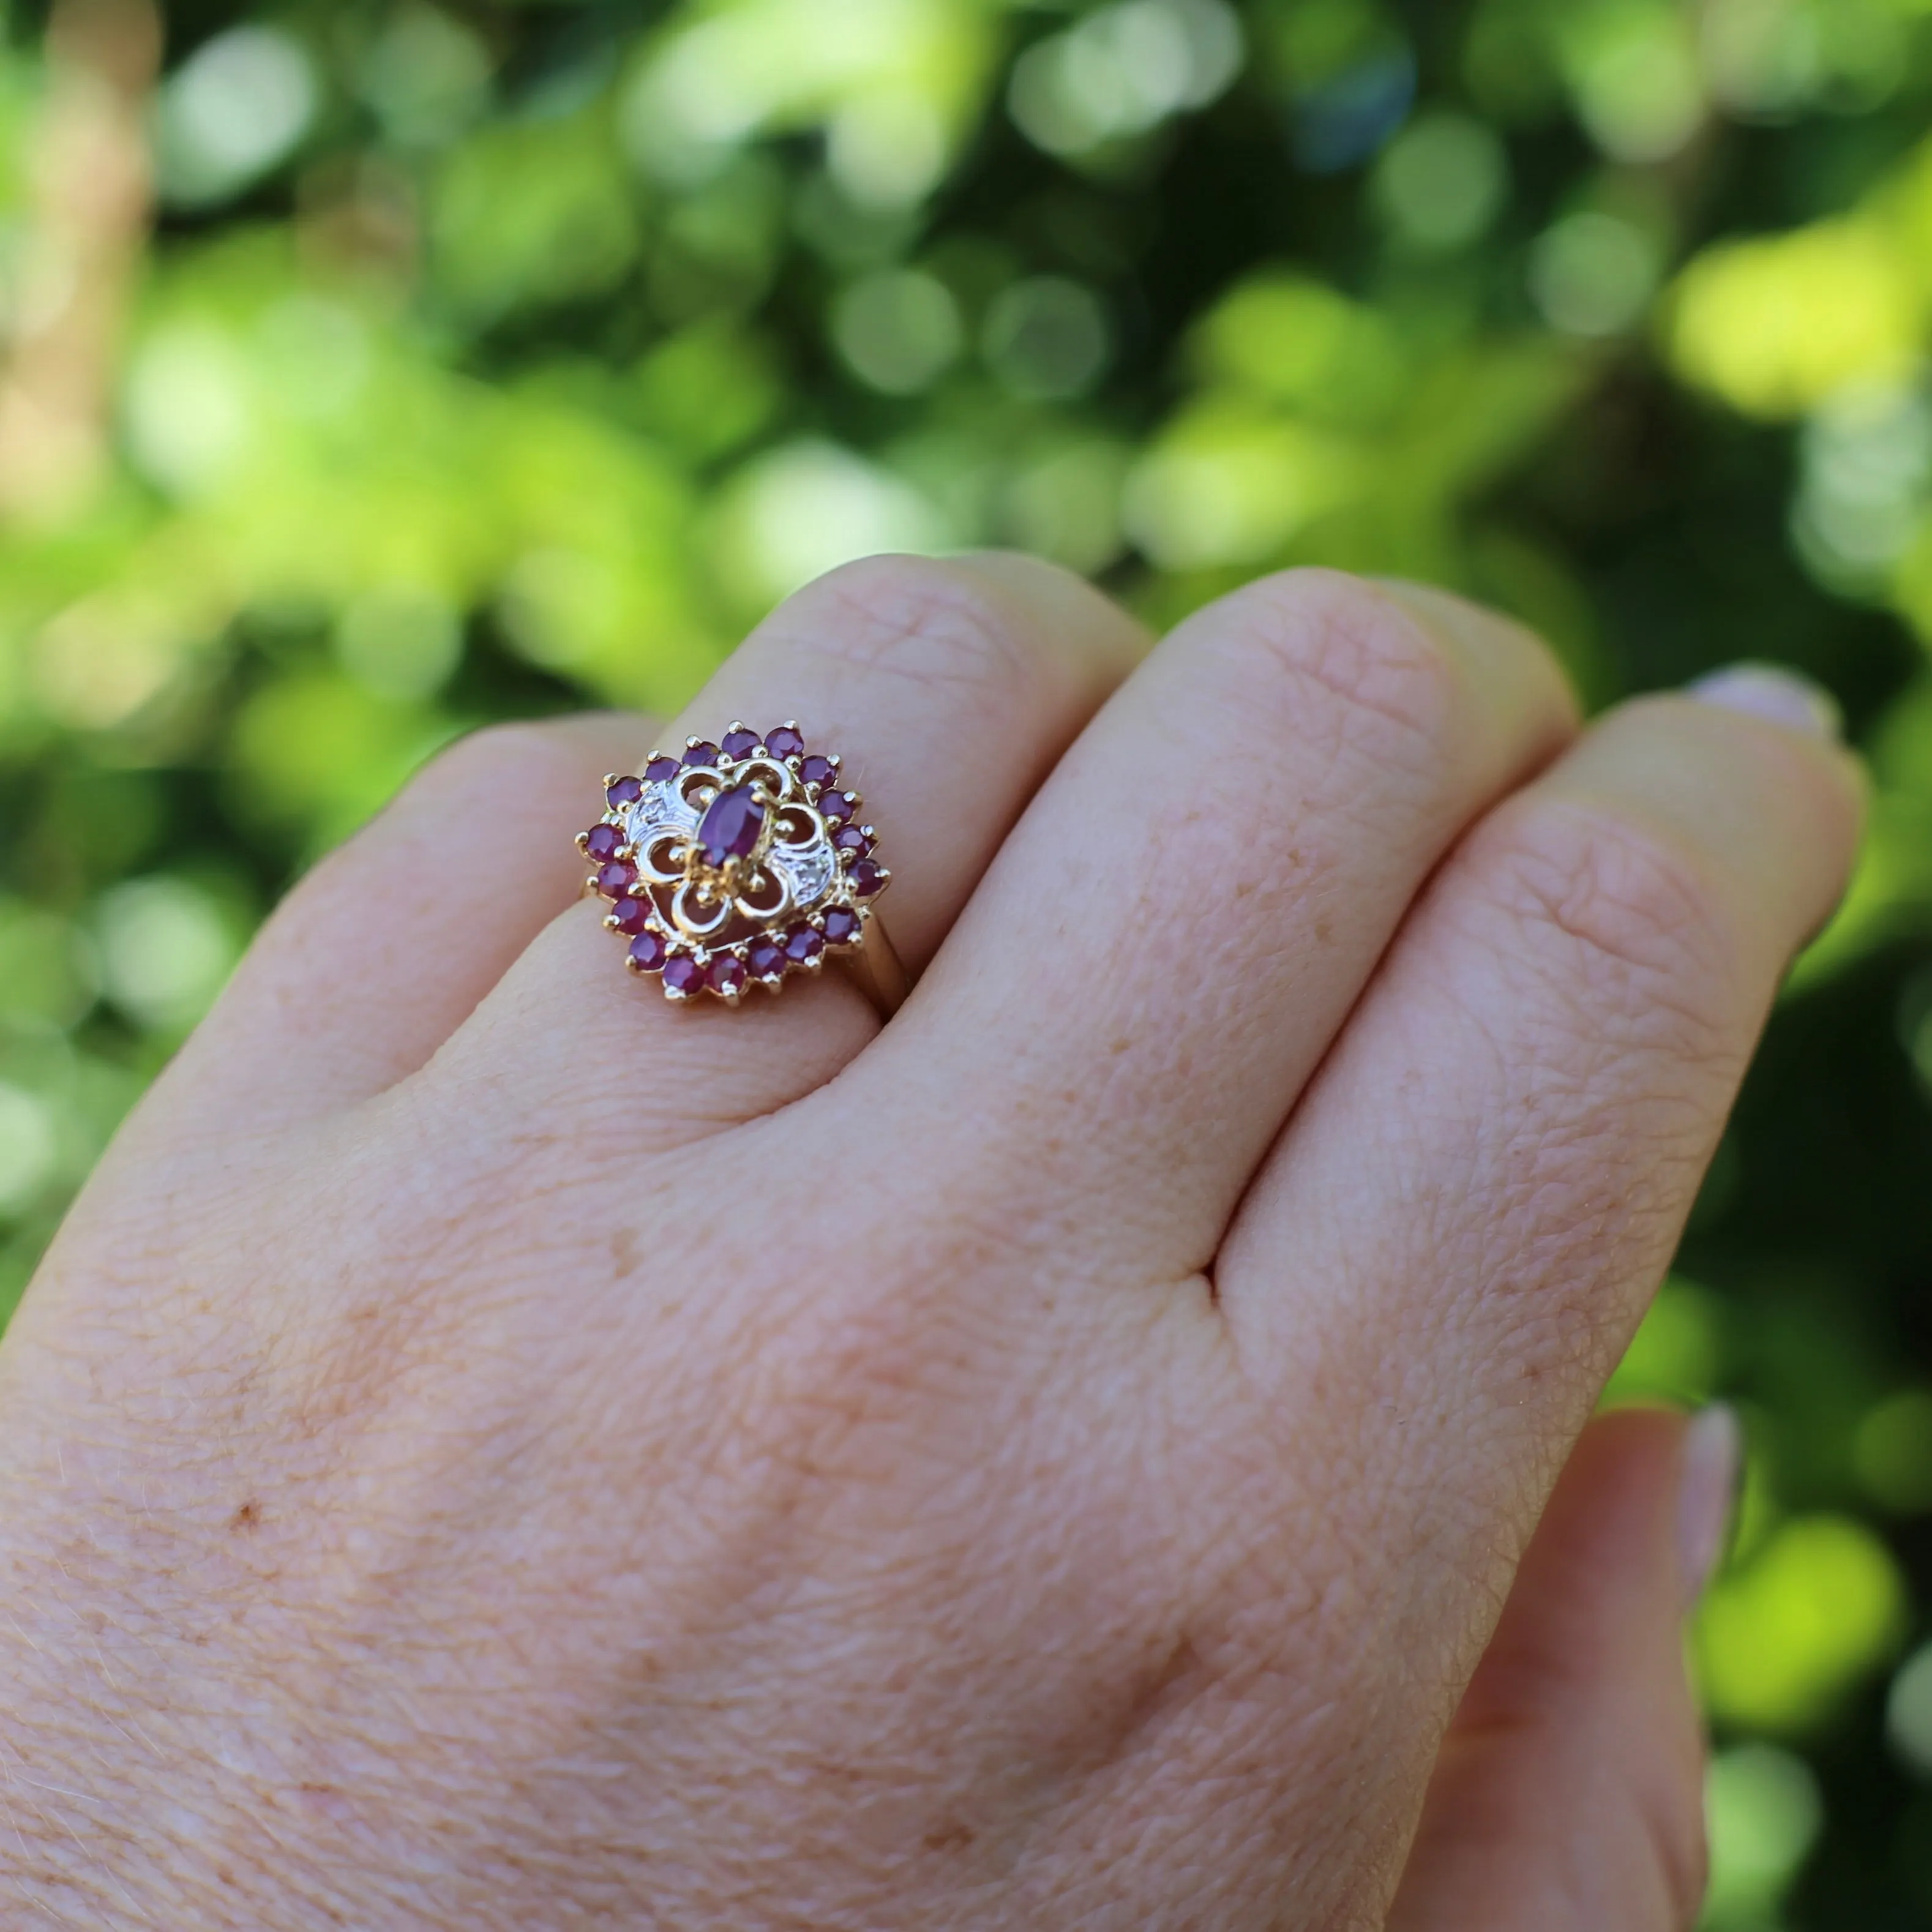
844 916 909 1018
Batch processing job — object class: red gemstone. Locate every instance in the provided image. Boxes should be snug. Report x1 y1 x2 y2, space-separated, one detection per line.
662 954 706 996
722 728 761 760
747 934 787 978
607 776 644 808
596 858 638 896
645 755 681 784
833 825 872 856
684 741 721 768
708 954 749 997
697 785 768 867
785 926 825 965
849 859 886 898
818 790 855 825
767 725 806 760
612 896 651 936
585 823 624 863
630 930 669 973
801 755 837 787
823 907 861 945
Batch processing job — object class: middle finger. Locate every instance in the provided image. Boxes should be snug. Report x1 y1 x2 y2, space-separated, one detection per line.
866 569 1576 1281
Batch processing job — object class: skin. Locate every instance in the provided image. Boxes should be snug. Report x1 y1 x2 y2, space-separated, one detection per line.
0 556 1860 1928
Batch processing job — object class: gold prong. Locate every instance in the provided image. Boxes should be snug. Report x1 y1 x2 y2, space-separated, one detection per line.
575 833 591 855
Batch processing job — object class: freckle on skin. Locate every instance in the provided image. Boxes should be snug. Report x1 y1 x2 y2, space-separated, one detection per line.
610 1229 643 1281
229 1500 260 1532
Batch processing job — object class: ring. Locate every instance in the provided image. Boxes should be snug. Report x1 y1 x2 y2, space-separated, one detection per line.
580 722 907 1016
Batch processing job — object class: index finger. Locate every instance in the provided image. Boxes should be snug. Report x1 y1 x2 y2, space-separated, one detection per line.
1216 674 1860 1672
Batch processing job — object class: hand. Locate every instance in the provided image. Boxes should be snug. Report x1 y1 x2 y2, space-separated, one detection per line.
0 558 1858 1928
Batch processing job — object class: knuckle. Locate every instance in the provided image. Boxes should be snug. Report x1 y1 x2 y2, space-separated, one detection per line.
1474 798 1742 1052
1211 567 1464 777
786 553 1036 703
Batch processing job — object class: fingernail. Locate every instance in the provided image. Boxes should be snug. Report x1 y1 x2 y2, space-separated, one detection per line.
1677 1404 1742 1610
1687 663 1843 740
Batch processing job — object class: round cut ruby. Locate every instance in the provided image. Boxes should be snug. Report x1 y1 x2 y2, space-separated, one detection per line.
722 728 761 760
785 925 825 965
697 785 768 867
612 896 651 936
683 741 721 769
747 934 787 978
645 755 681 784
818 790 855 825
849 859 886 898
708 954 749 997
596 858 638 897
833 825 872 856
630 930 669 973
585 823 624 863
607 776 643 808
767 725 806 760
823 907 860 945
801 755 837 787
662 953 706 996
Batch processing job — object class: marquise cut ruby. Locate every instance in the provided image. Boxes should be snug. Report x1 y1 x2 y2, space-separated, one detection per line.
585 823 624 863
607 776 644 809
767 725 806 760
696 785 768 867
662 954 706 996
630 930 670 973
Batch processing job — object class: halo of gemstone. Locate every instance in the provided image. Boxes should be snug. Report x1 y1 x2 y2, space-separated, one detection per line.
598 726 887 1002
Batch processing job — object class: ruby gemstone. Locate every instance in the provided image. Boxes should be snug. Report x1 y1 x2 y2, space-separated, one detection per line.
662 954 706 996
684 741 721 768
585 823 624 863
849 859 886 898
747 934 788 978
785 926 825 965
612 896 651 936
767 725 806 760
823 907 860 945
833 825 872 856
708 954 749 997
801 755 837 787
630 930 670 973
722 728 762 760
607 776 644 808
818 790 855 825
645 755 681 784
696 785 768 868
596 858 638 896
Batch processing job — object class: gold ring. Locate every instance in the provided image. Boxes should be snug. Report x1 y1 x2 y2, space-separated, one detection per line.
579 722 905 1017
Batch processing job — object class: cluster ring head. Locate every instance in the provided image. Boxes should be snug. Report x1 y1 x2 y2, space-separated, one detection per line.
580 722 890 1005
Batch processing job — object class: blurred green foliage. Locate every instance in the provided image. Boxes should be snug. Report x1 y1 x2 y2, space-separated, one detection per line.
2 0 1932 1920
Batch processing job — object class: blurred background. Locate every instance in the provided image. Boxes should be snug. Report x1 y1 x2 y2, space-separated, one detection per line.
0 0 1928 1920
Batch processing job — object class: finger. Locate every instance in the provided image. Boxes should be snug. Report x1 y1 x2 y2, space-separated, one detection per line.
1388 1407 1724 1932
144 713 653 1134
1213 681 1858 1743
444 553 1147 1133
858 569 1578 1278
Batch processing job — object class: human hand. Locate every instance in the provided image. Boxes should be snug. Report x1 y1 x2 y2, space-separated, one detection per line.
0 557 1858 1928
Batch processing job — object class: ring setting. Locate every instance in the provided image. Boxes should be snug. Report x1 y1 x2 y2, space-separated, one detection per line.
581 722 895 1007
